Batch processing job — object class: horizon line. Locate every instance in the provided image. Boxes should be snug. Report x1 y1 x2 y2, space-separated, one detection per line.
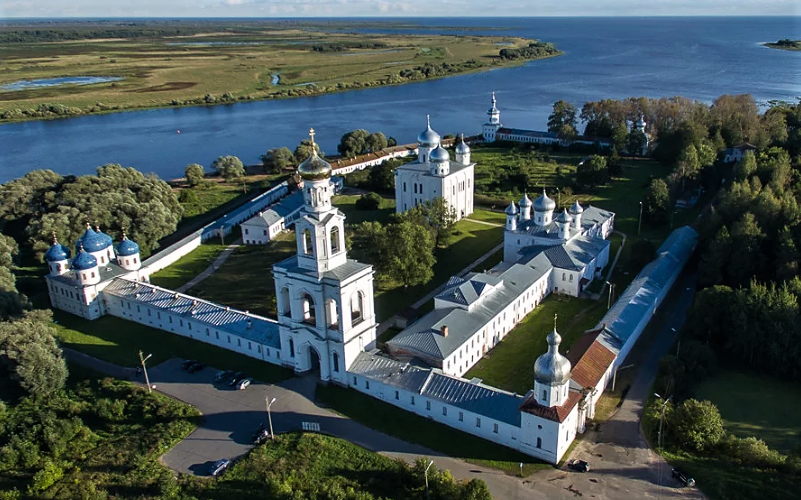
2 14 800 20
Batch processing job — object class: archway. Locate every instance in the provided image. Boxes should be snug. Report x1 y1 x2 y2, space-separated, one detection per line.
306 344 321 374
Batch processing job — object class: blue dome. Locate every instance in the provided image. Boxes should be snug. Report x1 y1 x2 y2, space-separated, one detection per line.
77 226 110 253
45 242 71 262
95 226 113 247
72 248 98 271
117 237 140 257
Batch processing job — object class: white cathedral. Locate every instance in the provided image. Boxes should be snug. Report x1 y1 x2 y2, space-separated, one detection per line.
394 116 474 220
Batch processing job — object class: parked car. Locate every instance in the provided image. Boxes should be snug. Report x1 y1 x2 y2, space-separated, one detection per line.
208 459 231 477
214 370 234 382
568 459 590 473
228 371 245 387
187 361 206 373
236 378 252 390
672 468 695 487
180 359 198 370
252 428 270 445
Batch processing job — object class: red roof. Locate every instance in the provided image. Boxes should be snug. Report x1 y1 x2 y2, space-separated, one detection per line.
520 391 582 423
567 327 616 389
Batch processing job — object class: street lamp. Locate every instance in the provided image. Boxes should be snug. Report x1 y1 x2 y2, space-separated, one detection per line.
638 201 643 236
605 281 615 310
138 350 153 394
654 393 672 449
556 187 561 208
266 396 277 440
424 459 434 500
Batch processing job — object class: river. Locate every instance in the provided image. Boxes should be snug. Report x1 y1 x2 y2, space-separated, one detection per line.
1 16 799 184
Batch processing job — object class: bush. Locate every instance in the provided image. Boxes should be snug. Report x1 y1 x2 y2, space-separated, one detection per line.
670 399 725 452
716 434 786 469
177 189 199 205
355 193 382 210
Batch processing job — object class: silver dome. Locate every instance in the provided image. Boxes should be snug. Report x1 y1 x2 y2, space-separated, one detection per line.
534 329 572 386
505 201 518 215
430 144 450 163
569 200 584 215
418 115 440 148
455 134 470 154
533 189 556 212
556 209 573 224
519 192 532 207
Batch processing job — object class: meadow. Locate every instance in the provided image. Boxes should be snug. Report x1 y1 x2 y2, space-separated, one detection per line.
0 25 558 121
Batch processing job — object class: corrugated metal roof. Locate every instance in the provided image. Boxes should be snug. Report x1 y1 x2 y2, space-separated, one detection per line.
103 278 281 348
242 191 304 228
421 371 524 426
348 352 430 393
274 256 372 283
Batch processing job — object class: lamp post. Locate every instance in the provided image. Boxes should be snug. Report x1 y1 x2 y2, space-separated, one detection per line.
266 396 277 440
605 281 615 310
556 187 561 208
654 393 672 449
138 350 153 394
424 459 434 500
638 201 643 236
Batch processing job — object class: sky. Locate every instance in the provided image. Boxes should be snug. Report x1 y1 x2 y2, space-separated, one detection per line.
1 0 798 18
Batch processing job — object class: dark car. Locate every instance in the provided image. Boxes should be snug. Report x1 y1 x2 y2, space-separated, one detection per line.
180 359 198 370
187 361 206 373
252 428 270 445
209 459 231 477
228 371 245 386
672 468 695 487
567 459 590 473
214 370 234 382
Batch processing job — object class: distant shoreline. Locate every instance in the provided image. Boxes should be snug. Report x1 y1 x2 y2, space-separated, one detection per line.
762 39 801 51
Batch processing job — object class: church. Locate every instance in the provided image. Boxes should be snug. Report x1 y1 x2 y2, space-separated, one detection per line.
394 117 474 220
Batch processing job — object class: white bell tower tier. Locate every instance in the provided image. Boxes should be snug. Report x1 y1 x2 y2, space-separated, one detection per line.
273 128 378 385
482 92 502 142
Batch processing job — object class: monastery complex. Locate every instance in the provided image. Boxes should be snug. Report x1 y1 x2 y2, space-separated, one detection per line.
44 98 695 464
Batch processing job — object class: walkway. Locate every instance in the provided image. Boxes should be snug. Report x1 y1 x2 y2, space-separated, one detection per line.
465 217 504 228
176 238 241 293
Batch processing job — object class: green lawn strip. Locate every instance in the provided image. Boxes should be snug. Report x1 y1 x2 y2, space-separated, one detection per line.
148 242 229 290
469 247 504 273
189 232 297 318
661 450 797 500
467 208 507 225
466 295 607 395
316 385 550 477
334 193 396 225
585 231 624 295
52 311 292 383
694 369 801 453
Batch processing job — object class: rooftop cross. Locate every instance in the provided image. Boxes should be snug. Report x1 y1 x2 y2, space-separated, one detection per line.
51 231 58 244
426 114 431 129
554 313 558 330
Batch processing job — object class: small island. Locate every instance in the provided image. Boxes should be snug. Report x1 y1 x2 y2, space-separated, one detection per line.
0 19 562 123
764 38 801 51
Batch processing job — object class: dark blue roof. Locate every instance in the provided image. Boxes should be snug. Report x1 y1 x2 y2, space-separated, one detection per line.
45 242 71 262
96 228 113 247
116 237 140 257
72 249 98 270
76 227 109 253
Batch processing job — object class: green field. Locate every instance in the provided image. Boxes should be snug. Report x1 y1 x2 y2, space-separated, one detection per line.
695 369 801 453
465 295 607 395
0 23 559 121
316 385 551 477
149 241 230 290
53 311 292 383
333 193 397 225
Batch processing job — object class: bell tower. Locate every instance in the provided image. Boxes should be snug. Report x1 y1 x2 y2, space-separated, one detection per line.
482 92 502 142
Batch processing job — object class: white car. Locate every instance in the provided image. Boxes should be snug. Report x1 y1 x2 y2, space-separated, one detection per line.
236 378 252 390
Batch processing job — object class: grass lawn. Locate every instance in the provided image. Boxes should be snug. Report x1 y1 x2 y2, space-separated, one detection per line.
316 385 551 477
374 220 503 321
149 241 231 290
466 295 607 395
333 193 396 225
467 208 507 225
189 232 297 318
694 369 801 453
53 310 292 383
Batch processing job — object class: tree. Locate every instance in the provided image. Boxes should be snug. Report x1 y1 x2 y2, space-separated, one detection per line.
367 132 388 153
627 128 648 156
733 150 757 180
294 139 323 163
260 147 295 174
368 158 401 193
674 143 701 191
211 155 245 181
387 136 398 147
576 155 607 187
184 163 204 187
348 221 387 269
338 129 370 158
547 100 578 140
644 178 670 224
0 309 67 397
611 122 629 152
670 399 725 452
0 169 63 222
607 147 623 177
385 221 436 287
355 192 381 210
421 197 457 248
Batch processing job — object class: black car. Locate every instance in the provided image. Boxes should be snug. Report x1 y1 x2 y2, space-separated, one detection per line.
672 468 695 487
228 371 245 386
567 459 590 473
180 359 198 370
252 428 270 445
187 361 206 373
214 370 234 382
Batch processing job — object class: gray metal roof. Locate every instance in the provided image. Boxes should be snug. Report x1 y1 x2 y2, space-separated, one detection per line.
274 256 372 284
349 352 524 426
103 278 281 348
47 261 132 286
242 191 304 228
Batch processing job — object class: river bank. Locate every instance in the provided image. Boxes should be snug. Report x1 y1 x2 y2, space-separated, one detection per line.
0 26 560 124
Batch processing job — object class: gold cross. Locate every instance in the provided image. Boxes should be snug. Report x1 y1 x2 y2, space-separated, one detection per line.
554 313 558 329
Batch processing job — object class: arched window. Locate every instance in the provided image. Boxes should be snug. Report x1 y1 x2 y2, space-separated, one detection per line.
332 352 340 372
351 292 364 324
279 287 291 316
330 227 340 254
536 437 542 449
303 229 313 255
569 274 573 282
289 338 295 358
542 389 547 401
301 293 316 325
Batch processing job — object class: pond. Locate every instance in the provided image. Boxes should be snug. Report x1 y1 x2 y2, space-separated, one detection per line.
1 76 123 92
